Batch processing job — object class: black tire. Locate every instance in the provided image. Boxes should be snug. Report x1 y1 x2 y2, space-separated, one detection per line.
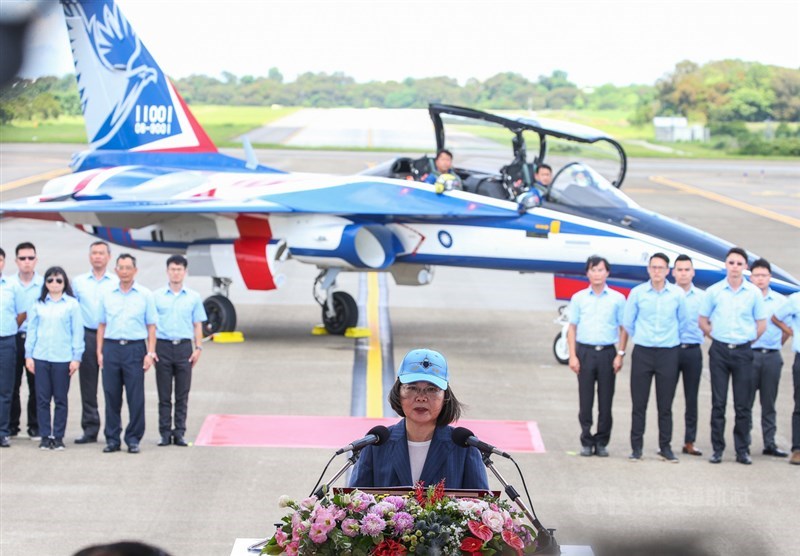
553 331 569 365
322 291 358 335
203 295 237 336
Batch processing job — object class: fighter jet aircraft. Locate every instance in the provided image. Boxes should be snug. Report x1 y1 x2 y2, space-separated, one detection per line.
2 0 798 337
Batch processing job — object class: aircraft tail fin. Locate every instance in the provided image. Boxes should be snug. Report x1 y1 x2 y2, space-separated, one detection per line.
61 0 216 153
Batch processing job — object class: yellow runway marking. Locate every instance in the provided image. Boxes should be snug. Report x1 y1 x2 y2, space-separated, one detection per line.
365 273 383 417
0 167 71 193
649 175 800 229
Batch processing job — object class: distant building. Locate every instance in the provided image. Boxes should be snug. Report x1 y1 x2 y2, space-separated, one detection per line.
653 117 709 142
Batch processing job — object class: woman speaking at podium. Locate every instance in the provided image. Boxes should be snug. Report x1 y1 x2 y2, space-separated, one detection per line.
349 349 489 489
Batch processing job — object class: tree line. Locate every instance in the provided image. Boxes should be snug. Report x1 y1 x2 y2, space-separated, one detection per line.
1 60 798 149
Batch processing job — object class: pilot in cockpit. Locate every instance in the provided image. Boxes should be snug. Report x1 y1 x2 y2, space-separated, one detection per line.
534 163 553 189
424 149 454 184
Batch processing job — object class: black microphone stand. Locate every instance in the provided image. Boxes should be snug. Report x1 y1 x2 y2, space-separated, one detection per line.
481 453 560 555
310 449 361 498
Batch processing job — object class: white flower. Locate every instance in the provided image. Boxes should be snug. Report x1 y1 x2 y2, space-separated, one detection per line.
278 495 292 508
481 510 505 533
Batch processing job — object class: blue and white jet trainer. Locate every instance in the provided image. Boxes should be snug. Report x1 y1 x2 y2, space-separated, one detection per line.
2 0 798 336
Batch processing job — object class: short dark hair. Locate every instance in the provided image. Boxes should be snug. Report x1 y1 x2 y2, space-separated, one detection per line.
725 247 748 262
751 258 771 273
90 241 110 252
166 254 188 268
436 149 453 160
674 254 693 265
536 163 552 173
387 379 463 426
73 541 173 556
649 252 670 266
585 255 610 272
39 266 74 302
0 247 5 259
117 253 137 267
15 242 35 255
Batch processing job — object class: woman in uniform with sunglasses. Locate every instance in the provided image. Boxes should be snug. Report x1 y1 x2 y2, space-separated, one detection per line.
349 348 489 489
24 267 84 450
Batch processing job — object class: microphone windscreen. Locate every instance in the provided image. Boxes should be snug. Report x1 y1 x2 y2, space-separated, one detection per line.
367 425 391 446
451 427 474 448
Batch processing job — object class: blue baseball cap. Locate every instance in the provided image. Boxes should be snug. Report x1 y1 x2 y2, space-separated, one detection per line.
398 348 448 390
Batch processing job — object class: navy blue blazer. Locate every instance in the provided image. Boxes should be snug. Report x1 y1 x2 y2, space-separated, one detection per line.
348 421 489 490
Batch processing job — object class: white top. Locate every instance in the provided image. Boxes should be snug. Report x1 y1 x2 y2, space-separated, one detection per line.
408 439 431 484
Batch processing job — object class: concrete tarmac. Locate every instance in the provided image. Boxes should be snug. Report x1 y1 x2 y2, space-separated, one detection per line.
0 144 799 556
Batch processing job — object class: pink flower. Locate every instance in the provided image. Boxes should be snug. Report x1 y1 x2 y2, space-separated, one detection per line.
274 529 288 547
383 496 406 510
369 501 395 516
467 520 494 542
391 511 414 534
502 529 525 555
308 522 329 544
300 496 318 511
360 513 387 537
481 509 505 533
341 518 360 537
284 541 299 556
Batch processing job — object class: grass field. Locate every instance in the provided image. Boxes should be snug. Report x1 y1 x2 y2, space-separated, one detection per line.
0 105 793 159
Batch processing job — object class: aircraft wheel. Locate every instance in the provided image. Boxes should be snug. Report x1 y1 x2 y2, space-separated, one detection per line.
553 331 569 365
322 291 358 335
203 295 237 336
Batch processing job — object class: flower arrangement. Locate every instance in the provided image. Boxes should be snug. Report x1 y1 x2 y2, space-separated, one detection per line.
263 480 537 555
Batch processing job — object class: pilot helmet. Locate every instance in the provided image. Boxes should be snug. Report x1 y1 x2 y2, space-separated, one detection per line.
434 173 462 194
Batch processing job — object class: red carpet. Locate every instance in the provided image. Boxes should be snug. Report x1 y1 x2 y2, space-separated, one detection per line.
195 415 545 453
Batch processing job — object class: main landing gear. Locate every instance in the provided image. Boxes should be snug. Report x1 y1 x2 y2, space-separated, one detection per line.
314 269 358 335
203 278 237 336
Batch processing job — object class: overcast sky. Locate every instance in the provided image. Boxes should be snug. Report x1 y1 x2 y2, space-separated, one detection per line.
16 0 800 87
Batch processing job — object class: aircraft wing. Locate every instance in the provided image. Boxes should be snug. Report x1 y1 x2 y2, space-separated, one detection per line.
0 170 520 224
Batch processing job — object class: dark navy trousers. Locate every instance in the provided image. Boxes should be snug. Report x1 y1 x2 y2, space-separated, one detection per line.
11 332 37 434
34 360 71 439
576 344 617 448
677 345 703 444
78 329 101 438
709 340 754 455
154 340 193 437
0 335 16 436
793 354 800 452
750 350 783 450
630 345 680 453
102 341 146 447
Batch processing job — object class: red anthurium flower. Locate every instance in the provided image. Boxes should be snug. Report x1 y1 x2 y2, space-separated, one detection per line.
467 520 494 542
502 530 525 555
460 536 484 554
372 538 407 555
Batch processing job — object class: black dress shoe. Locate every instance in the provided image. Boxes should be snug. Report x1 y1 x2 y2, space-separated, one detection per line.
157 436 171 447
75 435 97 445
658 449 679 463
709 452 723 464
763 446 789 458
0 436 10 448
103 445 121 453
595 445 609 457
172 436 188 447
736 453 752 465
128 444 140 454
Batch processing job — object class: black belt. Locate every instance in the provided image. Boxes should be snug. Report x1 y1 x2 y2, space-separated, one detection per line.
713 340 751 350
106 339 145 346
680 343 701 349
577 342 615 352
85 327 97 333
157 339 192 345
752 348 779 354
16 331 26 339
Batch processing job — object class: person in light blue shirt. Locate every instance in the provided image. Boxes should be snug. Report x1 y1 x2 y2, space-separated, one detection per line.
671 254 706 457
699 247 768 465
0 248 25 447
748 259 789 458
96 253 157 454
24 267 84 450
71 241 118 444
566 255 628 457
153 255 207 447
11 241 44 439
624 252 688 462
772 292 800 465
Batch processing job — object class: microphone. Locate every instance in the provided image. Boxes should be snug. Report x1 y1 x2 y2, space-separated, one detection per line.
335 425 390 455
452 427 511 459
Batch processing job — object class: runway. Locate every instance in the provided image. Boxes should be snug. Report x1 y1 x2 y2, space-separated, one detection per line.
0 143 799 556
